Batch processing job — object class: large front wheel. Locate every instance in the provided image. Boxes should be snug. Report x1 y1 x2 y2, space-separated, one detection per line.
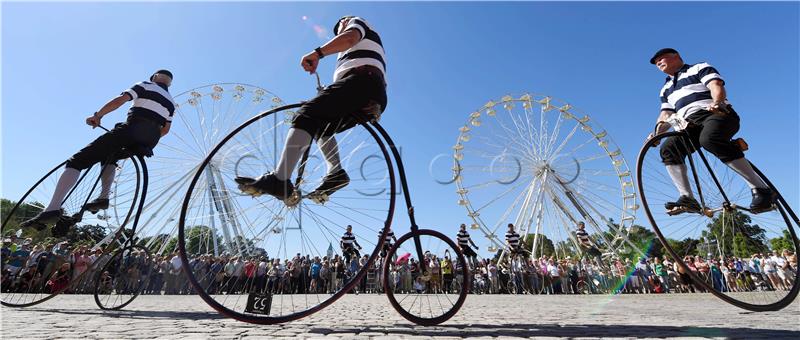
383 229 470 326
177 104 396 324
637 131 800 311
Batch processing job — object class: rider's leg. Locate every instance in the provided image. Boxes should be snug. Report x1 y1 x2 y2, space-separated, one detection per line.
274 128 313 181
44 167 81 212
666 164 693 197
25 126 130 226
317 135 342 174
83 162 117 212
695 111 773 209
660 130 702 211
97 163 117 199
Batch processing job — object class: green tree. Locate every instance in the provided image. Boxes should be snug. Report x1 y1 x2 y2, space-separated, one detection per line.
706 210 768 257
1 198 46 241
138 233 171 253
522 233 555 258
769 230 797 253
176 225 223 256
65 223 108 247
665 237 699 259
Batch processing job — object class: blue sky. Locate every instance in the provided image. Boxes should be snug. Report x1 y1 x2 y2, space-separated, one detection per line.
2 2 798 251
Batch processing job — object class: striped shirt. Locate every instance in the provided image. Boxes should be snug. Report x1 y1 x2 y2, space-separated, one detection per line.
457 230 472 248
576 229 591 247
383 229 395 244
334 17 387 82
341 232 356 246
123 81 176 126
659 62 726 120
505 230 520 249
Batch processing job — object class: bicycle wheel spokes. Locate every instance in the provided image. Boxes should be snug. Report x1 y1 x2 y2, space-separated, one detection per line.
134 84 285 257
1 156 141 307
383 229 469 326
638 132 799 311
93 245 153 310
179 105 395 324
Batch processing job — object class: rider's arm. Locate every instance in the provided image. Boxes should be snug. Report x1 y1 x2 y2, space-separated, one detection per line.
707 80 726 102
317 28 363 57
301 26 363 73
354 240 362 249
654 109 674 134
469 238 478 248
707 79 728 113
96 93 132 119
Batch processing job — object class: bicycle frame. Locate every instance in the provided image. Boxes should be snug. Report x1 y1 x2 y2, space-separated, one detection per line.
292 116 429 275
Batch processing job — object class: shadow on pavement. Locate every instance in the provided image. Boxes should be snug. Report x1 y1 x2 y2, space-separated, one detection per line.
309 323 799 339
34 307 225 320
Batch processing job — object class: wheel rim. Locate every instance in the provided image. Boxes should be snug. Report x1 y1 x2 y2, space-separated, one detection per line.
383 229 470 326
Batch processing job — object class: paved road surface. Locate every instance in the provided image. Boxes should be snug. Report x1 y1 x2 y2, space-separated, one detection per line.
2 293 798 339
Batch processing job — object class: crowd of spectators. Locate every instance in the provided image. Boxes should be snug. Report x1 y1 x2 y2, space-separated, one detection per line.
1 235 796 297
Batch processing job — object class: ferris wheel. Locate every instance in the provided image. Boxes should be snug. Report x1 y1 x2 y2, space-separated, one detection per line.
130 83 286 256
453 93 641 261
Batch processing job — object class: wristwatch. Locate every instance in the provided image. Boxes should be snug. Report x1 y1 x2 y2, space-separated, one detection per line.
314 47 324 59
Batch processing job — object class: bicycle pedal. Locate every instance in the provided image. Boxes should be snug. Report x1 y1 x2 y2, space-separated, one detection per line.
238 183 263 198
665 206 703 216
283 191 302 207
308 192 330 204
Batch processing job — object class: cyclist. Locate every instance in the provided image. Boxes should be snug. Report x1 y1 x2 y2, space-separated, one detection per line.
456 223 479 269
505 223 523 256
236 16 387 201
647 48 774 214
340 225 362 265
575 221 603 268
21 70 175 235
379 227 397 259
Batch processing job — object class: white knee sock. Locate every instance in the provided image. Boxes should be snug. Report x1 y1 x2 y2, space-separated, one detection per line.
666 164 693 197
45 167 81 212
317 136 342 174
274 128 312 181
725 157 767 189
98 164 117 199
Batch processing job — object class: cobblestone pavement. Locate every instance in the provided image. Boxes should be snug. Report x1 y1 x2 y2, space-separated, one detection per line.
1 293 798 339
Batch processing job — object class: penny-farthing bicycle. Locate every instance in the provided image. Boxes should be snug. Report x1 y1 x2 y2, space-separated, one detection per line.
637 118 799 311
1 126 150 309
177 76 469 325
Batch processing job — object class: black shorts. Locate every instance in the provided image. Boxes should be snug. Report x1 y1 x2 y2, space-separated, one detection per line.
461 246 477 258
660 108 744 165
291 66 387 139
65 116 160 170
584 246 602 258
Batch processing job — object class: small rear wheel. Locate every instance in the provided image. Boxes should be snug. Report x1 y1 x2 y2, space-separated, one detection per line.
383 229 470 325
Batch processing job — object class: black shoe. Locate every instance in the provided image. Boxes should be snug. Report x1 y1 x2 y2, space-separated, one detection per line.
51 215 79 238
19 209 65 230
235 173 295 200
311 169 350 197
749 188 776 213
83 198 109 213
664 195 702 215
